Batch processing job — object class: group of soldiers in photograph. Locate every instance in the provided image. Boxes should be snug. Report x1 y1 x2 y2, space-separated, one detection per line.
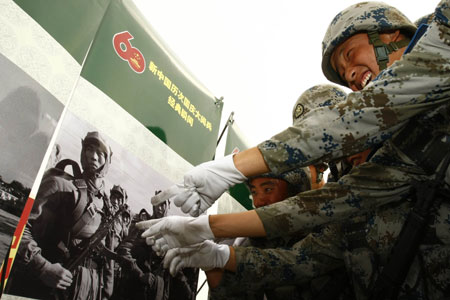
6 131 197 300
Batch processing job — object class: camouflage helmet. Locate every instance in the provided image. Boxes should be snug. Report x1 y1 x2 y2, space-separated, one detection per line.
414 13 434 27
292 84 347 125
110 184 128 201
247 167 311 197
80 131 113 178
321 2 417 86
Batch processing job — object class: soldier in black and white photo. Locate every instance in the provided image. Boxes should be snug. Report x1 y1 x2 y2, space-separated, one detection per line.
7 131 119 300
113 201 169 300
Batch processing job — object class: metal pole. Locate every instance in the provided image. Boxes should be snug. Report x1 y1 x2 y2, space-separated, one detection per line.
216 112 234 147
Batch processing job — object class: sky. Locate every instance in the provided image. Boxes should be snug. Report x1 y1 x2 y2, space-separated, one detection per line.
131 0 439 154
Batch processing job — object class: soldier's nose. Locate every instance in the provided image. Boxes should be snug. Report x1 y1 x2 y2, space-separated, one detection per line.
91 151 100 161
345 68 356 83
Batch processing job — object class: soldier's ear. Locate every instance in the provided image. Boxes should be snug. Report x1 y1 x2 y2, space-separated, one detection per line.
381 29 401 43
390 29 402 42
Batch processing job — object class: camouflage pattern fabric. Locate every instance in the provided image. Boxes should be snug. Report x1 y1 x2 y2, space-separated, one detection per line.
236 162 450 300
251 3 450 297
291 84 347 123
414 13 435 27
258 0 450 175
342 196 450 299
209 226 347 300
248 84 348 195
256 0 450 242
217 3 450 299
213 193 450 300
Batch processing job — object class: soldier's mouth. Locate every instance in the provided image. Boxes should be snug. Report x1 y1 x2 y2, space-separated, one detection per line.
86 163 101 171
360 71 372 88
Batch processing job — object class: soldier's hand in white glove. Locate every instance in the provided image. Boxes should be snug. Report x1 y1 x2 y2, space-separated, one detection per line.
137 215 214 255
151 155 247 217
163 240 230 276
39 262 73 289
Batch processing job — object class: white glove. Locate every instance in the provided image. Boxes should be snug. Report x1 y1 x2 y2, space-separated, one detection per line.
163 240 230 276
136 215 214 255
151 155 247 216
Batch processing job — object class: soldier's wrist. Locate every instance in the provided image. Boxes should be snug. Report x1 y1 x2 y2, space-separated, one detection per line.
34 257 52 278
223 246 236 272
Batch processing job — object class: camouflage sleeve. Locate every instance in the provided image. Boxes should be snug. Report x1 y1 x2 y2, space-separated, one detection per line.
216 225 344 293
256 142 416 238
258 2 450 174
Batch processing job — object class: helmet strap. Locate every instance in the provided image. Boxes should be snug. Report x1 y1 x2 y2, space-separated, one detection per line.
367 31 410 71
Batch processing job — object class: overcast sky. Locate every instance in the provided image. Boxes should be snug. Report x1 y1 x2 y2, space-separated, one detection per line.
132 0 439 154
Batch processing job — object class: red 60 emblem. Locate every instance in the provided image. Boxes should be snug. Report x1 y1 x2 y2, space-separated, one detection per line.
113 31 146 74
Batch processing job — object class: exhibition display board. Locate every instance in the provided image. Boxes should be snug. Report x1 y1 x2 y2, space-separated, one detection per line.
0 0 224 298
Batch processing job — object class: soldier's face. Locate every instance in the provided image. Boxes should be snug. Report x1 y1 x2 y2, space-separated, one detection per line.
250 178 289 208
153 203 167 218
110 193 123 206
330 31 402 91
139 211 150 221
84 144 106 172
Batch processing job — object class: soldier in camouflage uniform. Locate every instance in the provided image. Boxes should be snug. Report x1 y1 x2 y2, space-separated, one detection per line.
146 0 450 215
8 131 118 300
254 4 450 298
208 168 314 300
160 85 351 300
141 1 450 299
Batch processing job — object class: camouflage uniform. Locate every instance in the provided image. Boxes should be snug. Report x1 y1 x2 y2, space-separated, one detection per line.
258 1 450 174
8 132 117 300
227 140 450 299
252 1 450 299
210 85 351 300
210 230 352 300
233 190 450 299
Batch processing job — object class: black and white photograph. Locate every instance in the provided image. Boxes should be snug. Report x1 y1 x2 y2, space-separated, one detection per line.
5 110 198 300
0 52 64 264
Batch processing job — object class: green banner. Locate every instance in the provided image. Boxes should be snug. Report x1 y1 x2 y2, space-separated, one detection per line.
81 0 223 165
13 0 111 64
224 121 253 210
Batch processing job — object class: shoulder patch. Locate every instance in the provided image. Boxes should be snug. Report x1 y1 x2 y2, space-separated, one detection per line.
294 103 304 119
